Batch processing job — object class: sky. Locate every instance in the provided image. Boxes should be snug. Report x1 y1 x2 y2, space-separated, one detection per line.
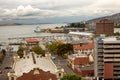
0 0 120 23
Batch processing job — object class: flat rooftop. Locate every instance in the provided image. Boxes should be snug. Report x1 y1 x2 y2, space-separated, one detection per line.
101 37 120 43
14 52 57 77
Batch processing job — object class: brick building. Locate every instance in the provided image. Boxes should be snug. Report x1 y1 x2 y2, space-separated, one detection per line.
96 19 114 35
67 54 94 77
73 42 94 56
67 54 89 70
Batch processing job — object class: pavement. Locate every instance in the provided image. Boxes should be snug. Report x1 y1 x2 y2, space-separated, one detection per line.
52 55 75 74
0 51 15 80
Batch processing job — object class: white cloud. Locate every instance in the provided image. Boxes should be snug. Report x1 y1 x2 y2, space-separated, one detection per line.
0 0 120 21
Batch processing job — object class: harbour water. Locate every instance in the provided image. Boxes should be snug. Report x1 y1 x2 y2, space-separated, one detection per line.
0 24 66 43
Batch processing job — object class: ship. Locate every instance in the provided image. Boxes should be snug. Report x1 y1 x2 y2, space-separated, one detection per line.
34 26 42 33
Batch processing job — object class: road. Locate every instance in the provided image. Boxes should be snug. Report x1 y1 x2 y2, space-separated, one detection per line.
0 51 15 80
52 55 74 74
40 42 74 74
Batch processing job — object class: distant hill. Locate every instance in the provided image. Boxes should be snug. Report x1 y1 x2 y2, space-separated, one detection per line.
0 22 53 26
0 22 22 26
87 13 120 24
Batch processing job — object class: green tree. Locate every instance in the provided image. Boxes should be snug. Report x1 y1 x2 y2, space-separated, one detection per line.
67 22 86 28
57 43 73 56
46 41 60 54
17 50 24 58
61 74 83 80
32 45 45 56
17 45 24 58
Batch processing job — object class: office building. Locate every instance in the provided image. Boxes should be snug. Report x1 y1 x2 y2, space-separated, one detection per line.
94 37 120 80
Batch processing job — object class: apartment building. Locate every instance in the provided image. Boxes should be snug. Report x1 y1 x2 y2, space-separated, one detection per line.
96 19 114 35
94 37 120 80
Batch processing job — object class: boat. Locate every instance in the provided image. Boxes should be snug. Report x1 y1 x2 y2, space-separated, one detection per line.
34 26 42 33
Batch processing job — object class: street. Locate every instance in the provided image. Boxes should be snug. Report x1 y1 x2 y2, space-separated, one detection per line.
52 55 74 74
39 41 75 74
0 51 15 80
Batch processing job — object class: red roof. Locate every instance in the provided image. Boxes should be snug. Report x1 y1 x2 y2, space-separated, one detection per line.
73 43 94 50
26 39 39 43
17 68 57 80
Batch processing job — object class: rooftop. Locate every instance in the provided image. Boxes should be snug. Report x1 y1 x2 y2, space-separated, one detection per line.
73 43 94 50
68 53 88 60
26 38 39 43
17 68 57 80
14 52 57 77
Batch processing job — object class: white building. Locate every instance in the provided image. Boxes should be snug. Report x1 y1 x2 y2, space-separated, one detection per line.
8 52 64 80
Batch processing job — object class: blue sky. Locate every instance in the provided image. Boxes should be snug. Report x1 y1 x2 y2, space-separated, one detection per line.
0 0 119 23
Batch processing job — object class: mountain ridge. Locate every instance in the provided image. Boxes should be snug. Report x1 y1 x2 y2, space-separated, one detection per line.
87 13 120 24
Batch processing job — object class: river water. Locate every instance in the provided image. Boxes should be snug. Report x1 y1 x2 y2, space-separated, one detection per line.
0 24 66 43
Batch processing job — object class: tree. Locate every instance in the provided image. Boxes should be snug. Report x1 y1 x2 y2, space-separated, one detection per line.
46 41 60 54
32 45 45 56
61 74 83 80
17 45 24 58
57 43 73 56
67 22 86 28
17 50 24 58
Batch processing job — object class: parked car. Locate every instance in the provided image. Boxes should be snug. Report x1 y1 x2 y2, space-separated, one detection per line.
4 67 12 69
0 70 2 74
51 56 56 60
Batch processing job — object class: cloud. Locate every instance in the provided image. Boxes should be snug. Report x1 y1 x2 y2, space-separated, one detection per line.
0 0 120 22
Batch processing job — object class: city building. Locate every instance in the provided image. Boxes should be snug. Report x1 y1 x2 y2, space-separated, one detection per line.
0 51 3 61
94 36 120 80
50 29 64 33
96 19 114 35
74 64 94 77
26 38 40 45
67 54 94 77
8 52 64 80
67 54 89 70
64 28 84 33
17 68 57 80
73 42 94 56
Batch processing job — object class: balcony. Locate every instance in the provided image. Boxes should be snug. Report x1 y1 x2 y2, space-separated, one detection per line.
114 63 120 66
98 66 103 69
114 71 120 74
98 53 103 55
104 58 120 62
103 45 120 48
114 67 120 70
103 50 120 53
104 54 120 57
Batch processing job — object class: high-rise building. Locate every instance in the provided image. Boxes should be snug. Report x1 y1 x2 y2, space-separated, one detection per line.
96 19 114 35
94 36 120 80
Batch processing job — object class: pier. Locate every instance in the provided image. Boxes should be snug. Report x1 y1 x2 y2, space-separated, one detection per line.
0 34 74 45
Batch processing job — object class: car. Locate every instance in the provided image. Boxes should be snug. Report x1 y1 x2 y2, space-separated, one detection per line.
0 70 2 74
4 67 12 69
51 56 56 60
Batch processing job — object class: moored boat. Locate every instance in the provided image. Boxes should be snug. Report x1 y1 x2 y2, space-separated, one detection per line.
34 26 42 33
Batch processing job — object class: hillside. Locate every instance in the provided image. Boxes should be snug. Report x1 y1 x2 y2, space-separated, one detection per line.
87 13 120 24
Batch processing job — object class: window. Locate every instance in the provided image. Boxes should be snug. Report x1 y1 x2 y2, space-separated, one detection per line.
11 77 14 80
59 73 61 77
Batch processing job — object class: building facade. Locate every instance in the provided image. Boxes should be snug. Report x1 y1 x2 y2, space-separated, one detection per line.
73 42 94 55
94 37 120 80
17 68 57 80
67 54 89 70
96 19 114 35
8 52 64 80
